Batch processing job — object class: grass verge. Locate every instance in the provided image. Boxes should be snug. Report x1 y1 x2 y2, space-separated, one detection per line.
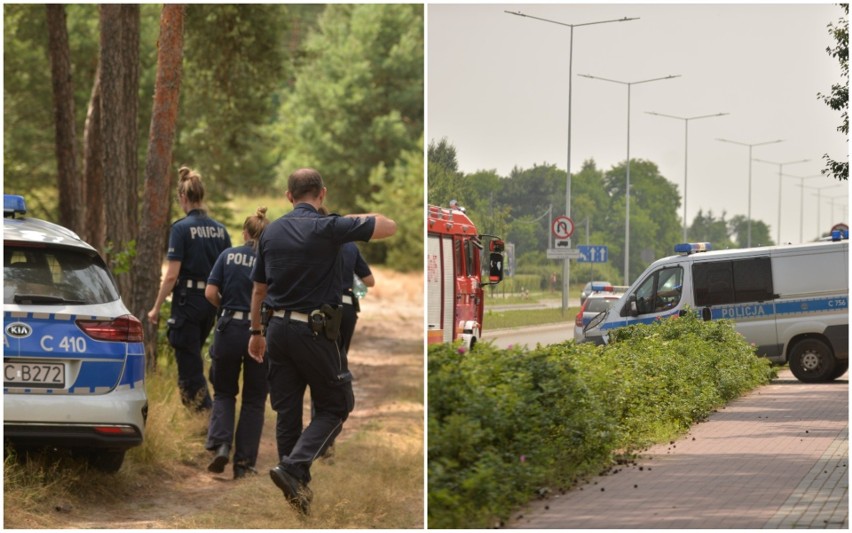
484 307 580 329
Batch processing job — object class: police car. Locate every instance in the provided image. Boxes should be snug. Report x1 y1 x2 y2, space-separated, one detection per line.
582 239 849 383
4 195 147 472
573 283 624 343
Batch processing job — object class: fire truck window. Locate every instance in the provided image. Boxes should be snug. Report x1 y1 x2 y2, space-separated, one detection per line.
454 239 463 277
464 239 476 277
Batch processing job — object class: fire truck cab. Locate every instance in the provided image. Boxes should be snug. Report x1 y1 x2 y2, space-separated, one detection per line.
427 204 504 351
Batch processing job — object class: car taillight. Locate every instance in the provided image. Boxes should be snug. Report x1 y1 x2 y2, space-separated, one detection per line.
575 312 584 327
77 314 144 342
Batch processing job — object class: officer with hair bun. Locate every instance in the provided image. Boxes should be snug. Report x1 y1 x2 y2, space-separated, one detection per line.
247 168 396 515
204 207 271 479
148 166 231 411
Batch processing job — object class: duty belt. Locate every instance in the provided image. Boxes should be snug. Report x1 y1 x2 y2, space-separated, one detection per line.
182 279 206 290
221 309 248 320
271 310 309 323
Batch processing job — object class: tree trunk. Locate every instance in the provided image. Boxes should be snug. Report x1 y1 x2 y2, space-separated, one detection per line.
82 61 105 253
46 5 82 233
132 5 185 372
99 4 140 300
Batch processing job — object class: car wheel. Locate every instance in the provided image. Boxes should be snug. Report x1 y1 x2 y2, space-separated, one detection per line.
788 338 836 383
86 449 126 473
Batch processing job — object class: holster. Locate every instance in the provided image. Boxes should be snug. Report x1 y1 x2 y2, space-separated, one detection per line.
321 304 343 341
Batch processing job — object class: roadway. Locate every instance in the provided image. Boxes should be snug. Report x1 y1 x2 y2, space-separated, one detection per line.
482 298 580 349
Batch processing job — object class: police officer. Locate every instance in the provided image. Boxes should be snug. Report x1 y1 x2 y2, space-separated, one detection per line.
247 168 396 515
148 167 231 411
203 207 270 478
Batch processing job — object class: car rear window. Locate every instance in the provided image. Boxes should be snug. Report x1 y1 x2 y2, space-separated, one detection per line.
4 245 120 305
586 297 616 313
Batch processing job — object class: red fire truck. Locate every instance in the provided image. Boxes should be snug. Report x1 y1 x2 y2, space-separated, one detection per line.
427 203 504 350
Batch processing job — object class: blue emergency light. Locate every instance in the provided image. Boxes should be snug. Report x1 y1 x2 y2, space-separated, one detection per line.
4 194 26 216
674 242 711 255
831 229 849 241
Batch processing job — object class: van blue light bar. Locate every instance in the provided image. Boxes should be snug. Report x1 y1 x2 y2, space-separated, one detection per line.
831 230 849 241
3 194 26 215
674 242 711 254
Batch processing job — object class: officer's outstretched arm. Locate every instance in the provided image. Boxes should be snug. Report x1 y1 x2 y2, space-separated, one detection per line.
369 214 397 240
344 213 396 240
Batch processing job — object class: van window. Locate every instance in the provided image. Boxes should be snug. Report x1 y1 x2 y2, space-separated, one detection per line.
633 266 683 314
693 257 774 306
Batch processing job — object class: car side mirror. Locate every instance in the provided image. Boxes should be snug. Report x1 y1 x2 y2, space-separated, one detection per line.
701 307 712 322
488 252 503 283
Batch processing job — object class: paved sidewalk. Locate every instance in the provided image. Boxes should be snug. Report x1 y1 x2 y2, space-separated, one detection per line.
509 369 848 529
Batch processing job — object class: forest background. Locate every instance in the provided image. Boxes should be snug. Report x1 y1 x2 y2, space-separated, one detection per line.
4 4 424 367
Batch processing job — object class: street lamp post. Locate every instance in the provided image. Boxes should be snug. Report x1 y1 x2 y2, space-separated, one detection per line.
579 73 680 284
803 183 847 238
506 10 638 312
716 138 784 247
646 111 728 241
752 157 810 244
781 173 822 243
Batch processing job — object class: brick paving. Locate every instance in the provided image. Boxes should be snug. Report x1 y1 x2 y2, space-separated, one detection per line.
508 368 848 529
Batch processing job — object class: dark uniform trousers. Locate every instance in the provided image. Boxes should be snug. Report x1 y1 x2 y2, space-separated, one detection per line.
206 315 268 466
266 315 354 484
168 287 216 410
338 300 358 357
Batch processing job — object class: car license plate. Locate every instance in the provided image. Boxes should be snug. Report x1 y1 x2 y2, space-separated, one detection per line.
4 361 65 388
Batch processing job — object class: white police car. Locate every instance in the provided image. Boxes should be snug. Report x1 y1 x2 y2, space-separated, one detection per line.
4 195 147 472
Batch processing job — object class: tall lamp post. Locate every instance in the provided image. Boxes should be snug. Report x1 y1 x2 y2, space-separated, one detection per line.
716 138 784 247
803 182 846 238
646 111 728 241
506 10 638 312
579 73 680 284
752 157 810 244
782 173 822 243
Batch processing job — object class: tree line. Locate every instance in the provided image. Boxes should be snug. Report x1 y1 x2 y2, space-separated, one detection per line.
5 4 423 368
428 138 777 286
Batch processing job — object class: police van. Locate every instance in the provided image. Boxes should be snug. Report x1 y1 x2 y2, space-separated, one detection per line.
4 195 147 472
582 238 848 383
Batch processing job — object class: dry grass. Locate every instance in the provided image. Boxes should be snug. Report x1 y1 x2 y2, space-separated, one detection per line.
4 267 424 529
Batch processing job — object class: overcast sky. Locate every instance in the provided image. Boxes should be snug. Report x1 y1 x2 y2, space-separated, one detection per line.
427 3 849 244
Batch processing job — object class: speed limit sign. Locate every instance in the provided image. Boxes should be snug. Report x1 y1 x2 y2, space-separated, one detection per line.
551 216 575 239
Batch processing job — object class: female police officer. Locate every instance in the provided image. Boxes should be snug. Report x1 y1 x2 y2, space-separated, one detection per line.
204 207 270 478
148 167 231 411
247 168 396 515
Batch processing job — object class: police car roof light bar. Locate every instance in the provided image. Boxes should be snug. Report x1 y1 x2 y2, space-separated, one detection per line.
590 282 613 292
4 194 26 216
674 242 711 255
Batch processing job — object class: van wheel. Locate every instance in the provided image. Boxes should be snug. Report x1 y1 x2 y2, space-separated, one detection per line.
789 339 836 383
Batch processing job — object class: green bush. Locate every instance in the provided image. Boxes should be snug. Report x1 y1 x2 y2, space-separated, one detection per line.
427 312 775 528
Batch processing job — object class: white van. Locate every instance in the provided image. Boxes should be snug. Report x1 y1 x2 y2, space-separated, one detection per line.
582 239 849 383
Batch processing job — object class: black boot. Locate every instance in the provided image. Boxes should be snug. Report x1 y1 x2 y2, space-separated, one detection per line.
270 464 312 515
207 443 230 473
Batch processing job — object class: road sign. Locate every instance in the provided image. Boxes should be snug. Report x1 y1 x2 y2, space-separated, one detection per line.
547 248 581 260
577 245 609 263
551 216 575 239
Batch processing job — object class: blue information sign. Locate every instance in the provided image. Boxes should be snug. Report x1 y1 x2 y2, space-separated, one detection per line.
577 245 608 263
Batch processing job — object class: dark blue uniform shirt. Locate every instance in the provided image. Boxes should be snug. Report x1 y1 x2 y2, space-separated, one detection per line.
252 203 375 312
341 242 372 295
207 243 256 311
168 209 232 281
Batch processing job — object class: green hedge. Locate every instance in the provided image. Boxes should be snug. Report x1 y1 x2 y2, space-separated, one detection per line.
427 312 775 528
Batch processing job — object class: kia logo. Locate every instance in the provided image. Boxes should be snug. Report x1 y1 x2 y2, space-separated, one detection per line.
5 322 32 339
